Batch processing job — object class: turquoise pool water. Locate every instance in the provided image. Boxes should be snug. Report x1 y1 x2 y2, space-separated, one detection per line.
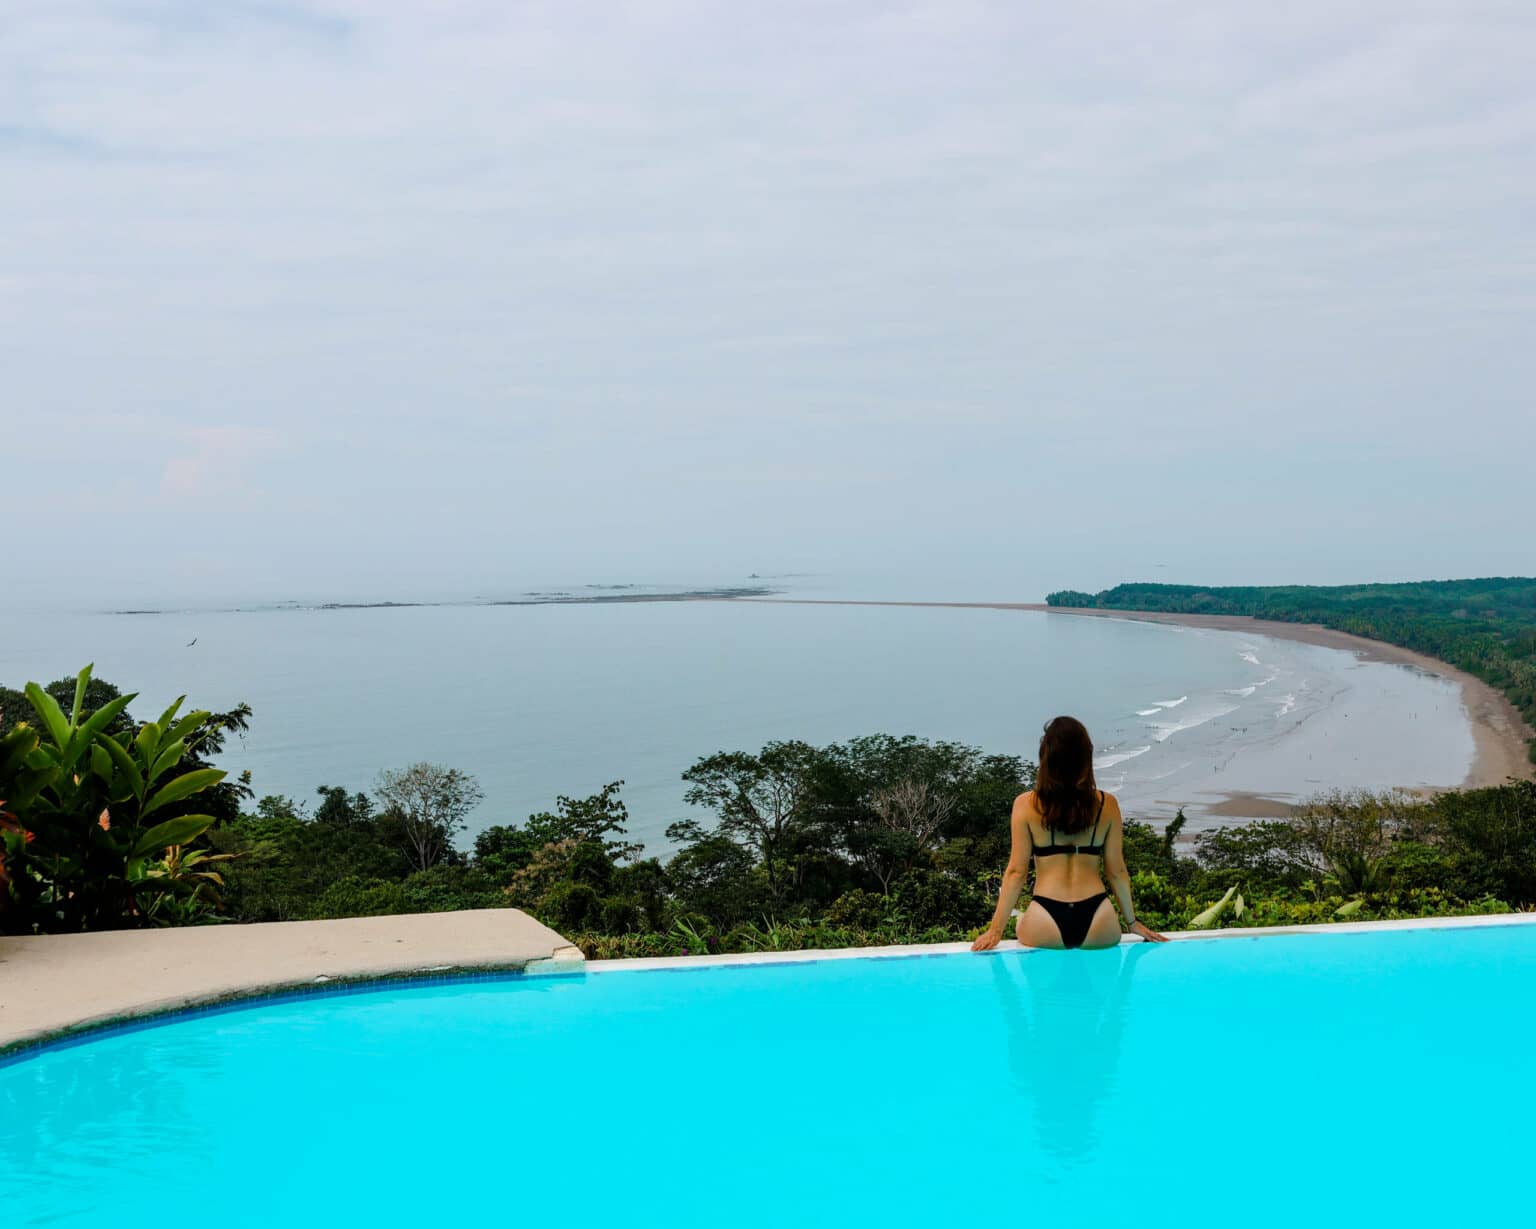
5 924 1532 1228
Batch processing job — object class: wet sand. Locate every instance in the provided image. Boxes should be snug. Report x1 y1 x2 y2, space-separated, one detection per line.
753 599 1536 795
1194 791 1300 819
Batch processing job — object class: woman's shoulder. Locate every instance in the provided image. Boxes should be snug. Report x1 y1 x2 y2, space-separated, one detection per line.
1013 789 1040 815
1101 790 1124 820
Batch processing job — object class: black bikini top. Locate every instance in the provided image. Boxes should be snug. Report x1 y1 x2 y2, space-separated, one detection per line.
1034 790 1108 859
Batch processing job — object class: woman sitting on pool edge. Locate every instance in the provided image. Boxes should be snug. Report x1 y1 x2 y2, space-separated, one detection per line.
973 716 1168 951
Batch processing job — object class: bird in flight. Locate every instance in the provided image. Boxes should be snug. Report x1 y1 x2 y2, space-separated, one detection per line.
186 638 198 647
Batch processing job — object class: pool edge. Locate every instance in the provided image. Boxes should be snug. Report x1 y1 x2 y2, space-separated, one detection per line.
585 910 1536 973
0 948 588 1067
5 913 1528 1065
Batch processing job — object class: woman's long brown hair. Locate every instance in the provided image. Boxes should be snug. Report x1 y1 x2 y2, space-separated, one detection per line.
1035 716 1099 834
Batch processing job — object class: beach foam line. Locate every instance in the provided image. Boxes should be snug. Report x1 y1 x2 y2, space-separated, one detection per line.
1225 685 1257 697
1153 696 1187 709
1150 704 1240 743
1135 707 1161 717
1240 651 1262 665
1095 746 1152 770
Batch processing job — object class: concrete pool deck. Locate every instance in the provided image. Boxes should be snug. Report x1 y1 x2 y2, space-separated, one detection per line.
0 908 582 1052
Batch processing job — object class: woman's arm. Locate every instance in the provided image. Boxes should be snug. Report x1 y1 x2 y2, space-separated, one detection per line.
971 794 1033 951
1102 799 1169 943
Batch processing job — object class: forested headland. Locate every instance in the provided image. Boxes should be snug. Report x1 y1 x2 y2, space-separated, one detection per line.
4 665 1531 954
1047 577 1536 764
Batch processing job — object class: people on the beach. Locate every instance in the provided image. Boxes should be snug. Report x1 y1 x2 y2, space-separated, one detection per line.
972 716 1168 951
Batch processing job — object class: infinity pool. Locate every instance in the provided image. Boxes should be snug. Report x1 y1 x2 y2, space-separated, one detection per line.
5 922 1532 1228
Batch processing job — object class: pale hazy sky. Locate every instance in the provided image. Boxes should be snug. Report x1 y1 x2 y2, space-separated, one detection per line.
4 1 1533 606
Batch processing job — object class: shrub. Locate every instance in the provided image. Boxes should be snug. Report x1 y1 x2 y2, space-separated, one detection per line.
889 868 985 931
544 881 601 931
1432 781 1536 906
309 876 409 919
599 895 643 933
1 665 238 933
825 888 889 930
568 840 615 890
1128 870 1180 916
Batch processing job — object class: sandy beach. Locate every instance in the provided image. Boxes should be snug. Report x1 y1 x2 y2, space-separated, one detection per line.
754 599 1536 798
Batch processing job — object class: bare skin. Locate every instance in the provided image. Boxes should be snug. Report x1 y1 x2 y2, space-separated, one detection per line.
971 789 1168 951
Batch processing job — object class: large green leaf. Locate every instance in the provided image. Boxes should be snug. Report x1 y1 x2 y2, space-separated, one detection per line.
89 742 113 782
135 721 163 767
24 683 71 750
141 768 226 819
129 813 216 858
77 693 135 745
63 694 136 774
148 739 188 785
155 696 187 730
1189 885 1238 929
70 664 94 725
164 709 210 750
95 732 145 802
0 724 41 778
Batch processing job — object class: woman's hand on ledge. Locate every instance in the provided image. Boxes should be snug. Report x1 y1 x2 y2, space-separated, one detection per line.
970 925 1003 952
1128 920 1169 943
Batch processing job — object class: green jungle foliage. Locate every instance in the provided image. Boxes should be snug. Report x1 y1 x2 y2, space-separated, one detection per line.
212 761 1531 958
0 666 251 932
1046 577 1536 763
5 666 1531 951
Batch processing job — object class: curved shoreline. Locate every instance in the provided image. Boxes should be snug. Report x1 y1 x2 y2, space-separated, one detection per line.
748 598 1535 792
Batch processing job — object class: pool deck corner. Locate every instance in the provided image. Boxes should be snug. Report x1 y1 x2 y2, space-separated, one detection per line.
0 908 580 1053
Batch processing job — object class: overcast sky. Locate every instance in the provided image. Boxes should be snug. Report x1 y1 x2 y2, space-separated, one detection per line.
4 1 1533 606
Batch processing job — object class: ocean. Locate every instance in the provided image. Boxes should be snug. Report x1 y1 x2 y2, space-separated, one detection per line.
0 581 1473 850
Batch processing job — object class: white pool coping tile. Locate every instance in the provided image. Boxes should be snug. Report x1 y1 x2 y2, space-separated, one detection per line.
586 910 1536 973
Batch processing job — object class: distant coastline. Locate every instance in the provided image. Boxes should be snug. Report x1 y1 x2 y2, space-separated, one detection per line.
747 597 1536 797
108 585 778 616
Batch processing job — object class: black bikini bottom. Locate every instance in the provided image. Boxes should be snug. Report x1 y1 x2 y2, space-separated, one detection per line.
1031 892 1111 949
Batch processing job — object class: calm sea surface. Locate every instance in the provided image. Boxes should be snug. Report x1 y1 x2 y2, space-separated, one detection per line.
0 590 1473 848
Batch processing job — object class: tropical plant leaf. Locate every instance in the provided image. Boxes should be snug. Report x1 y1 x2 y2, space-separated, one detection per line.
96 732 145 802
155 696 187 730
64 694 137 773
76 693 135 746
0 725 41 778
1189 884 1238 929
141 768 225 818
164 710 210 750
70 664 94 725
135 721 163 768
24 683 71 750
89 742 113 781
148 739 188 785
129 813 216 858
1333 898 1365 918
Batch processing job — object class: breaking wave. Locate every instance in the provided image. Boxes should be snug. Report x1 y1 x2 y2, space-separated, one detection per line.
1150 704 1240 743
1095 746 1153 770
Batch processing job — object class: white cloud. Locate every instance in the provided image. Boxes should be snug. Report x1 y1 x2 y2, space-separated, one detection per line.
157 425 286 500
3 0 1533 602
